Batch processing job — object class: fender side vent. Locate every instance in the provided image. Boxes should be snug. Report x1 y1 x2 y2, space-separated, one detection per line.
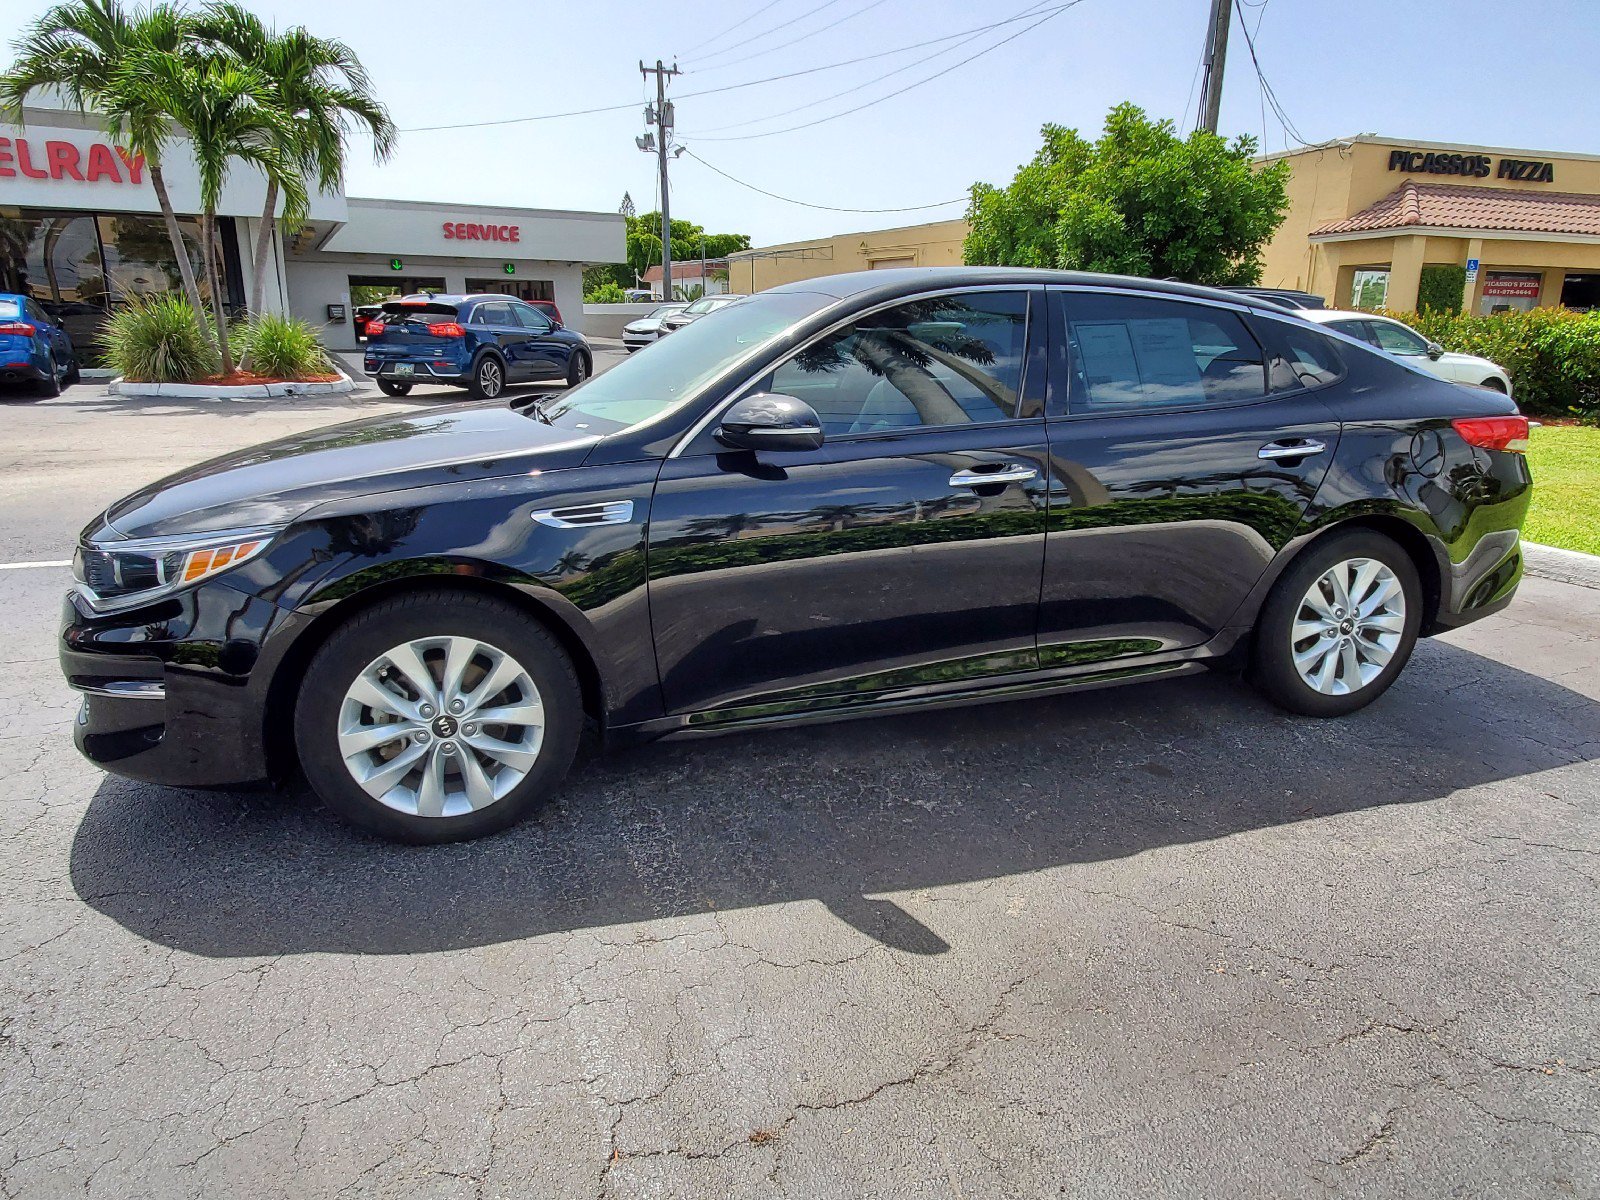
530 500 634 529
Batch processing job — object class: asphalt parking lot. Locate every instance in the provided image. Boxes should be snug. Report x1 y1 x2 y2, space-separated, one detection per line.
1 358 1597 1198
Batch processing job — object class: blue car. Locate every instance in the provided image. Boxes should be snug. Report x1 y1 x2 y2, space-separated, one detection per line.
362 294 592 400
0 292 79 398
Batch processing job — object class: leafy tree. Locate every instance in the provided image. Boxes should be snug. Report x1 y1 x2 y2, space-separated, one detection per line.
191 3 395 321
0 0 210 324
586 212 751 291
964 103 1290 286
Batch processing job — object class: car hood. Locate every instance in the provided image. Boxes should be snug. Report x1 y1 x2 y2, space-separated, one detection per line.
96 402 600 541
622 319 657 332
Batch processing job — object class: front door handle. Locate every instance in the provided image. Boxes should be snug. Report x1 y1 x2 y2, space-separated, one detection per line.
949 464 1039 488
1258 438 1327 461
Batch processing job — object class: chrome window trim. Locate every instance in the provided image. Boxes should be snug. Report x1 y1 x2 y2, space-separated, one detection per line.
666 284 1041 460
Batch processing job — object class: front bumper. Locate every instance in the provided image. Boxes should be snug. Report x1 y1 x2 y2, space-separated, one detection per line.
61 581 284 787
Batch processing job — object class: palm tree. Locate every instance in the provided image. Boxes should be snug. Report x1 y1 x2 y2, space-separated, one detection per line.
0 0 209 325
121 49 306 374
191 3 395 319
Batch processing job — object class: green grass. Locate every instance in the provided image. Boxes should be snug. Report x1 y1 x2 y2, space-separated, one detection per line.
1524 424 1600 556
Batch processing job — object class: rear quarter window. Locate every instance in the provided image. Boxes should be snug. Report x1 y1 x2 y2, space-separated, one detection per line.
1254 318 1346 391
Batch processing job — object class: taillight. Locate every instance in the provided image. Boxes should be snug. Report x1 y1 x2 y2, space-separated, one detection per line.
1452 415 1529 453
365 320 385 337
0 321 36 336
430 322 465 338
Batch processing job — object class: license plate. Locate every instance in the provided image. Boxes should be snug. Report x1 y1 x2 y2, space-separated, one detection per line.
393 363 415 377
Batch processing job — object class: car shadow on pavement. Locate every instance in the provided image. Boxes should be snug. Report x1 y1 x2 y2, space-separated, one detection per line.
69 637 1599 958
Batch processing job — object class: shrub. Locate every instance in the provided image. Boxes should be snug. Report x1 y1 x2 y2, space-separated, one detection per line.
1373 305 1600 421
1417 264 1465 314
234 313 335 379
583 280 630 304
98 294 220 383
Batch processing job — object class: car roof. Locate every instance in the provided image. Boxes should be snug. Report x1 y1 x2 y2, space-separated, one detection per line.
761 267 1295 314
1301 309 1405 324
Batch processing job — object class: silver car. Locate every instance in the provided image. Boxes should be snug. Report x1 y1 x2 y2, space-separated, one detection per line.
621 302 687 352
659 293 749 335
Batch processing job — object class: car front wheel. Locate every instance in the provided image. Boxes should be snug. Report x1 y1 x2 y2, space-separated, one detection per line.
565 351 590 387
1251 530 1422 717
294 592 582 843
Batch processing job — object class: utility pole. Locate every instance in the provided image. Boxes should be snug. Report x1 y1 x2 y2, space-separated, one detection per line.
1196 0 1231 134
639 59 680 300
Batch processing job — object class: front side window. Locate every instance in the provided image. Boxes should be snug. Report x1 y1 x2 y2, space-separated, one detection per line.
1063 293 1265 413
766 290 1030 436
510 302 551 332
1370 320 1429 356
1325 318 1378 346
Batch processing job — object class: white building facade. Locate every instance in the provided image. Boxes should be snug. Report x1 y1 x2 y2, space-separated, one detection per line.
0 104 624 358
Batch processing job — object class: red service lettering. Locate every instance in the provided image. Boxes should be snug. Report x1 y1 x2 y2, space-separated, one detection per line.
508 225 520 242
441 220 520 243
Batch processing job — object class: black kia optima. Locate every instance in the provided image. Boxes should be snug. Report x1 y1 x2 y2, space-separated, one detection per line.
61 269 1532 842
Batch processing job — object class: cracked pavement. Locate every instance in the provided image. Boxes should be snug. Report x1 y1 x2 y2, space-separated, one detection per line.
2 380 1598 1197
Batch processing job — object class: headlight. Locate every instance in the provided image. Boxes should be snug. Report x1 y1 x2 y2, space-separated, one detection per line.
74 527 281 612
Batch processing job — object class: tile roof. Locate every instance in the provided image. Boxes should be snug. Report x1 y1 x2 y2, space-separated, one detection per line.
640 259 728 283
1312 181 1600 238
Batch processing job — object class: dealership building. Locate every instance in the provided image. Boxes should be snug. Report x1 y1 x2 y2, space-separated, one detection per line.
0 102 624 358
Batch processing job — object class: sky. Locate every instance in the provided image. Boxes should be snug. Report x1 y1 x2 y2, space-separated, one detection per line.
4 0 1595 247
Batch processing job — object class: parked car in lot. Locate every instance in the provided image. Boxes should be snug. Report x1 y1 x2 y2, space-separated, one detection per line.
0 292 79 397
528 298 563 326
62 268 1531 843
1304 309 1513 394
1226 287 1326 310
353 305 384 341
622 302 687 351
362 293 591 399
659 292 746 334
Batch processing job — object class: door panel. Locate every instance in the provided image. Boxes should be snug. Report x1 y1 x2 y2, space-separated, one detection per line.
648 426 1050 717
1037 291 1341 664
511 302 565 378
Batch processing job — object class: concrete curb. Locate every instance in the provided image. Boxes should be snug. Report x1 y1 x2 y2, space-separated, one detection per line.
1523 541 1600 591
108 376 354 400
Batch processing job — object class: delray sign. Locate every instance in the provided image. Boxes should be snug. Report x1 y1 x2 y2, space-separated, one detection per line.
0 136 144 184
1388 148 1556 184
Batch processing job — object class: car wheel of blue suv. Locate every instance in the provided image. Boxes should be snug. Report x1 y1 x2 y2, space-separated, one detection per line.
469 354 506 400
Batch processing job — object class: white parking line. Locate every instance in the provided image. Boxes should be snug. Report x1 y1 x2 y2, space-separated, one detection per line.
0 559 71 570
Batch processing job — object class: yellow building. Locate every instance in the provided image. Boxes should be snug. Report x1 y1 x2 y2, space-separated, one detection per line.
727 218 969 294
1259 135 1600 313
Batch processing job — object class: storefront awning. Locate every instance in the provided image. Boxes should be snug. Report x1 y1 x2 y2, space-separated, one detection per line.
1311 181 1600 240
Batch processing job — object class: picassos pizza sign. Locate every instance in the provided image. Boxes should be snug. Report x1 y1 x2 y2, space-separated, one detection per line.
1388 149 1556 183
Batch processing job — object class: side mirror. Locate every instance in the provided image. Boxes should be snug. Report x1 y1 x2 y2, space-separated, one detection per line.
1426 342 1445 360
717 393 824 452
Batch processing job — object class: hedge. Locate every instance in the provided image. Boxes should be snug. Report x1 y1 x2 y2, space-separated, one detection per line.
1374 305 1600 420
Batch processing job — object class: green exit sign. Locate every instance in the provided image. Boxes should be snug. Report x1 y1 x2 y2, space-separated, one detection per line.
388 257 403 271
503 263 516 275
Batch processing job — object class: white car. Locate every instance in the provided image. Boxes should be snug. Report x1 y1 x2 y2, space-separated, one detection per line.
621 303 687 352
1304 310 1512 395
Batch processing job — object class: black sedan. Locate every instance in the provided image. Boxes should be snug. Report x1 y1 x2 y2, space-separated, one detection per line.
61 268 1531 843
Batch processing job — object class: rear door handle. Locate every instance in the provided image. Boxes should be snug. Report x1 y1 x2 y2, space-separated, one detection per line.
949 464 1039 487
1258 438 1327 460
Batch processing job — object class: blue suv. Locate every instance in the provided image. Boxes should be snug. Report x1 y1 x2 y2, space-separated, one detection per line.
0 292 79 398
362 294 592 400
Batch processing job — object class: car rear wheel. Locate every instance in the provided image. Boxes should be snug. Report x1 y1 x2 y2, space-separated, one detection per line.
63 357 80 387
469 354 505 400
1250 530 1422 717
35 352 61 399
565 351 590 387
295 592 582 843
377 379 412 397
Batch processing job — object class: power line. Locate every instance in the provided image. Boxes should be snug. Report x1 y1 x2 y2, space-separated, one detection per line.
683 0 1083 143
680 146 965 212
689 0 895 74
394 6 1079 134
678 1 786 59
684 0 854 67
1231 0 1310 146
687 0 1053 134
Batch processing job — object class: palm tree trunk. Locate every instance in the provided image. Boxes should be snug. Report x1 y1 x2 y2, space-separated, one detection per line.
148 160 210 338
202 210 235 376
248 177 276 318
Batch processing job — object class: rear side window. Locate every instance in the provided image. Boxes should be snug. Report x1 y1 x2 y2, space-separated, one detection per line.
1256 318 1346 391
1061 293 1265 413
471 302 512 326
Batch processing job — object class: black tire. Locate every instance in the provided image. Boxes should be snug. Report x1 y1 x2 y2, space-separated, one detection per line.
565 350 591 387
63 357 80 387
1250 529 1423 717
36 352 61 399
377 378 412 397
293 592 583 844
468 353 506 400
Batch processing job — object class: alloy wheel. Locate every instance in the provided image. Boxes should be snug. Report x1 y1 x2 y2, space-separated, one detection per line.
1290 557 1406 696
479 359 503 397
336 635 544 818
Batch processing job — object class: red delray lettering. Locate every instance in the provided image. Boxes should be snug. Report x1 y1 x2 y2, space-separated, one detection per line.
113 146 145 184
14 139 47 179
0 138 14 178
46 140 84 181
85 143 121 182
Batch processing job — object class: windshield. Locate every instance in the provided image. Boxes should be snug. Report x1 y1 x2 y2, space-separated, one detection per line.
648 304 683 318
540 291 832 437
683 297 717 314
